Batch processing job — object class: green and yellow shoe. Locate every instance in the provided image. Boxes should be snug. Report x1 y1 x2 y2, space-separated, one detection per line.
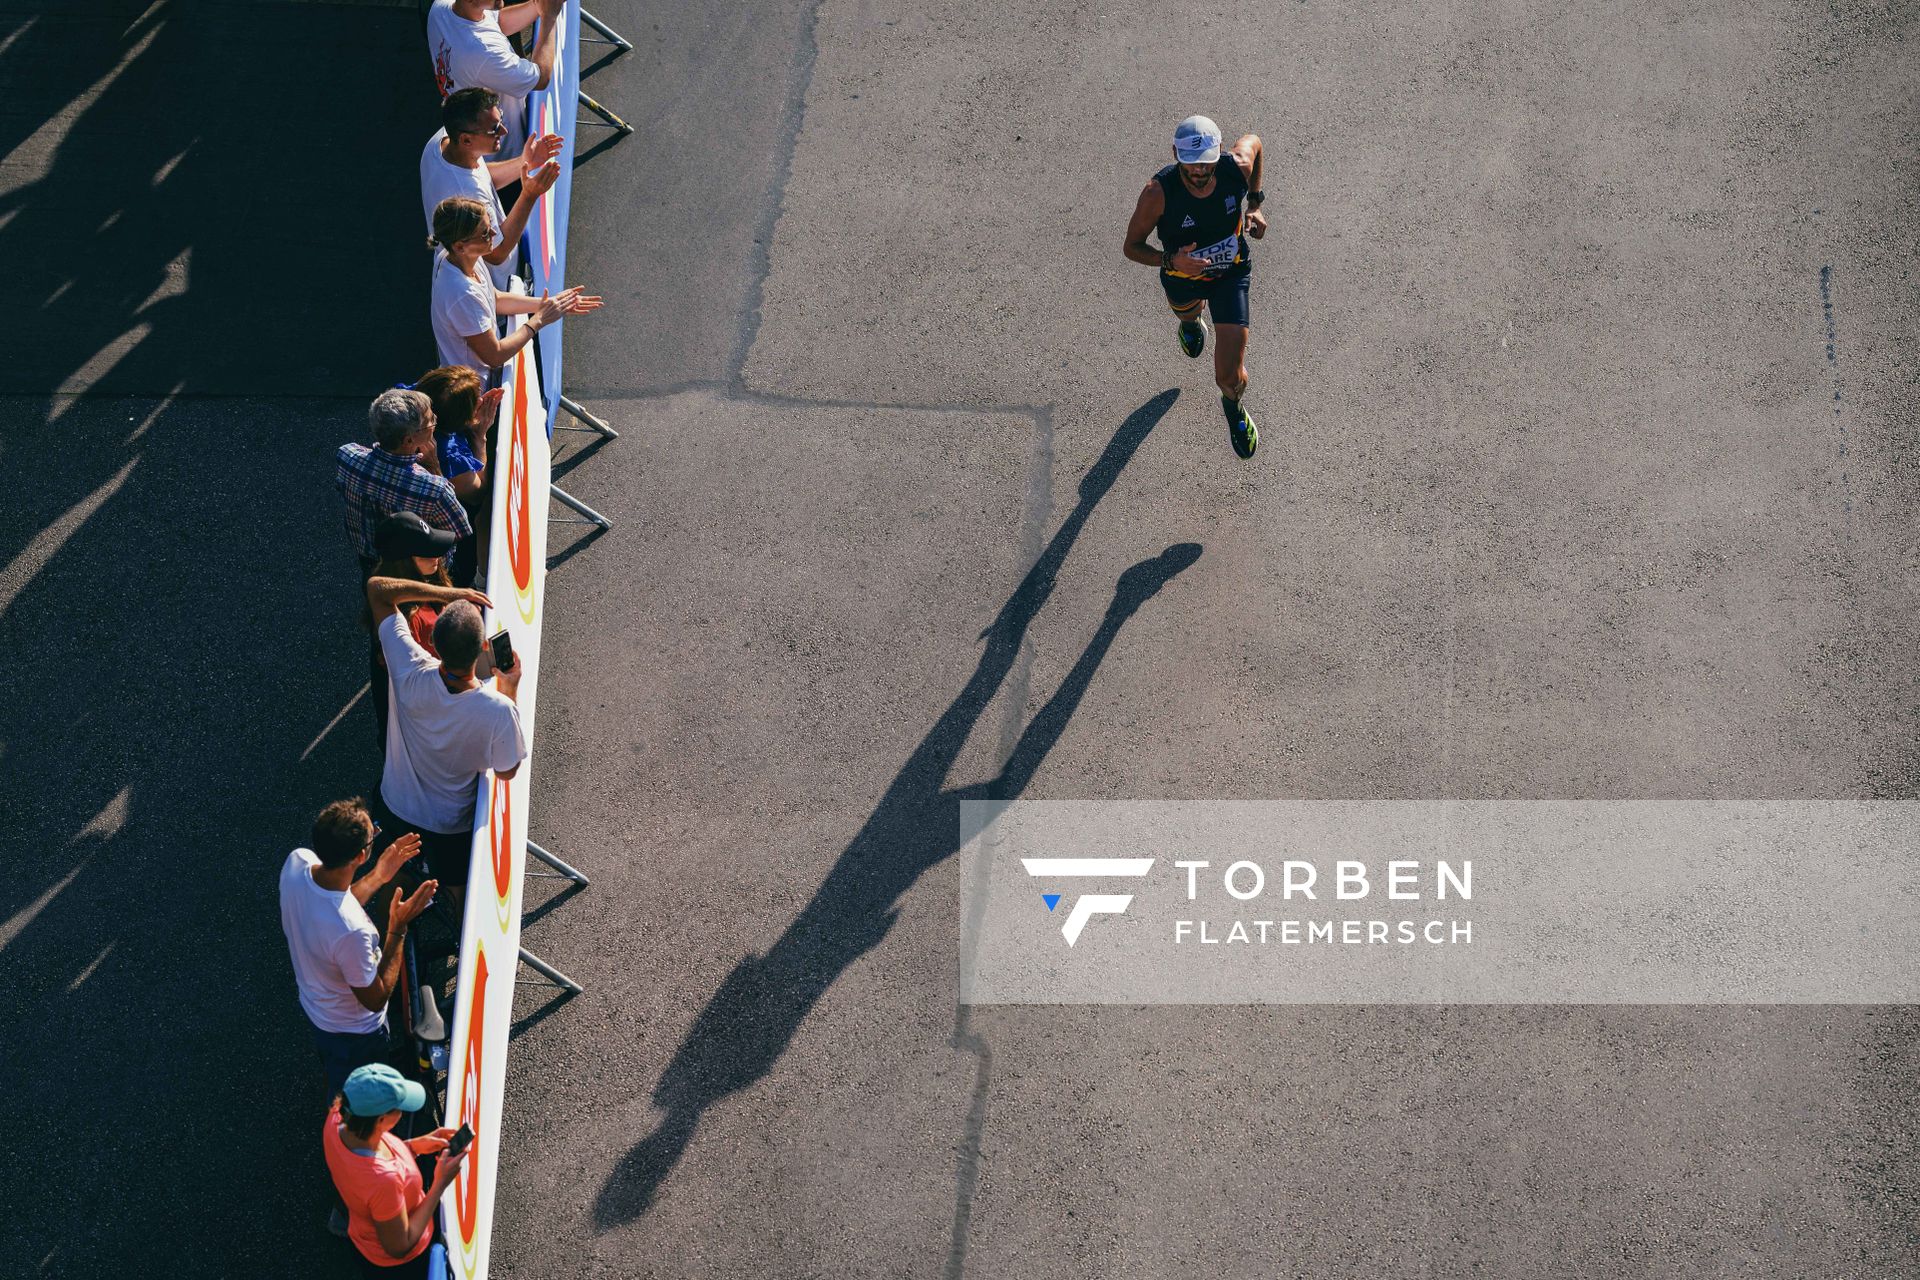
1178 318 1206 358
1224 397 1258 459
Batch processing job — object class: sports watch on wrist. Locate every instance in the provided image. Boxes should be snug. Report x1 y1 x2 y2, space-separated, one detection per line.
1247 189 1266 210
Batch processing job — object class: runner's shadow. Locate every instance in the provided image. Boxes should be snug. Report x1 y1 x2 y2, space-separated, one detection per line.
595 389 1198 1226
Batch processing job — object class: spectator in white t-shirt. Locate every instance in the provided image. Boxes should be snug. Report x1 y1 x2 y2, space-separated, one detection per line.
428 196 600 375
367 576 529 902
279 797 440 1098
427 0 563 160
421 87 561 292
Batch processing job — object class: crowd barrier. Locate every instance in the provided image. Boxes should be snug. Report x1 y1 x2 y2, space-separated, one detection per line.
429 312 552 1280
519 1 577 440
413 4 627 1276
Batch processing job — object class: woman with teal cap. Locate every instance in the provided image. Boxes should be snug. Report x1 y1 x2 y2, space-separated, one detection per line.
323 1063 469 1275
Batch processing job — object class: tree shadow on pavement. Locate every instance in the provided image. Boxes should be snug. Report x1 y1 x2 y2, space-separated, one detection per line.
595 388 1199 1226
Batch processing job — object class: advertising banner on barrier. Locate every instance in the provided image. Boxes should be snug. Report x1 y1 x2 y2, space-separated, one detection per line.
437 316 550 1280
521 3 578 440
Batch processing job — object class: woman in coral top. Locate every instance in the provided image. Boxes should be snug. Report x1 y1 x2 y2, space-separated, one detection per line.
324 1064 469 1275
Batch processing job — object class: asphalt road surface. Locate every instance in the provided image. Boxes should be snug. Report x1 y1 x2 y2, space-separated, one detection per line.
3 1 1917 1277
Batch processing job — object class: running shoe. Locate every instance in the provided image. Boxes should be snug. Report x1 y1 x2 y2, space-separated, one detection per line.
1178 317 1206 358
1224 397 1258 459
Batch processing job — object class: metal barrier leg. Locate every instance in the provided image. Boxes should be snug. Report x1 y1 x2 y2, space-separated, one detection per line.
550 483 612 529
556 394 619 439
518 946 585 993
527 838 592 885
579 8 634 51
577 89 635 135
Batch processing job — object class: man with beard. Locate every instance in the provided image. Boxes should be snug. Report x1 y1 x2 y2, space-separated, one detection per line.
1123 115 1268 458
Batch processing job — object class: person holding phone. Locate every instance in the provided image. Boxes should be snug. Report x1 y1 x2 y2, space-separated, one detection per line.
365 577 527 902
325 1063 470 1276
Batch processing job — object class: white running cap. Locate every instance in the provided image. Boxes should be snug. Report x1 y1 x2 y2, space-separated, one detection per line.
1173 115 1222 164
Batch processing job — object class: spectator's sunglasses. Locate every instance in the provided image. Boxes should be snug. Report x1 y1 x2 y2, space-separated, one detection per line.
363 820 382 852
463 119 509 140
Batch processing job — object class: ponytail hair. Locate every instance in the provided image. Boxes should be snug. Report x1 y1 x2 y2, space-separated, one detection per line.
429 196 491 252
334 1093 385 1141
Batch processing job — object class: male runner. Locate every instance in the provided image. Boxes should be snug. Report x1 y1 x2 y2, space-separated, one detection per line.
1123 115 1267 458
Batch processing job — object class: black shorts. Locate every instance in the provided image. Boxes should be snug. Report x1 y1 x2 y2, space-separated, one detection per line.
1159 267 1251 327
372 794 476 888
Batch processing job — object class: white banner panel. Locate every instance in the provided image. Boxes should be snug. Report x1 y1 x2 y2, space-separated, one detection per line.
960 800 1920 1004
439 318 550 1280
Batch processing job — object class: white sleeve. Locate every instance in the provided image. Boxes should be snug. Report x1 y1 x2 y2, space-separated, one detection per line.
379 611 437 680
475 32 541 97
491 700 529 773
334 923 381 989
445 278 495 340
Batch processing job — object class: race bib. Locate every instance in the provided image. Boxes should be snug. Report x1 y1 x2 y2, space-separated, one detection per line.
1189 232 1241 276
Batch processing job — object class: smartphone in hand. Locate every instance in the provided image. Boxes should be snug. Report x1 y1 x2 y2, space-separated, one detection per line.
488 629 513 674
447 1123 474 1159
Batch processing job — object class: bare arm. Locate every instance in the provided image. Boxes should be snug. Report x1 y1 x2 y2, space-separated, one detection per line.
346 879 435 1013
1122 179 1166 267
1124 178 1206 276
1229 134 1267 238
461 318 541 370
484 161 560 268
528 0 562 90
372 1144 470 1260
350 832 420 906
466 287 600 367
451 388 501 503
1229 134 1263 193
482 132 557 191
366 578 492 623
495 1 541 36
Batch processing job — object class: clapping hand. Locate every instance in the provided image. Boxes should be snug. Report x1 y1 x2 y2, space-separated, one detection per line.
393 878 440 927
375 831 422 878
554 286 603 316
525 159 561 199
473 387 505 431
522 131 562 171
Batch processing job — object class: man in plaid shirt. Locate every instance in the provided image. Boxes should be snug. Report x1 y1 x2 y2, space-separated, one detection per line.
337 388 472 577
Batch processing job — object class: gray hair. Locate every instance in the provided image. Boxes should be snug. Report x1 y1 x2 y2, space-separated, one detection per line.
369 389 432 451
433 600 485 673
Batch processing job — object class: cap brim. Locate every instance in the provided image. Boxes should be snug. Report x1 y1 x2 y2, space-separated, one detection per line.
1176 143 1221 164
398 1080 428 1112
380 530 459 557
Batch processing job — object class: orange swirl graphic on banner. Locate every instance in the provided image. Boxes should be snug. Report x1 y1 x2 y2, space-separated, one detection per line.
507 353 533 619
454 945 491 1260
489 776 513 904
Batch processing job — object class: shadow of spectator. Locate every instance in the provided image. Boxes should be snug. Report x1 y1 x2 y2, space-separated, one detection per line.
0 3 438 1274
0 1 432 570
594 389 1198 1225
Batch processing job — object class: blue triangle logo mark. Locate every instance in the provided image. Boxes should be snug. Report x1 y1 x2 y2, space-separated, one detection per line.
1042 894 1062 912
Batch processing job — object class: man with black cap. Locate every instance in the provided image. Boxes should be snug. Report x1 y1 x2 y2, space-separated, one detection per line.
1122 114 1268 458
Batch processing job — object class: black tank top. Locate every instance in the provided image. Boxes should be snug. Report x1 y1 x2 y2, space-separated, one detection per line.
1154 155 1250 280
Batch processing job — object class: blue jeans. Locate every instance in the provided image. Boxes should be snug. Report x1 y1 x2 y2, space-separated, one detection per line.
313 1020 392 1101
